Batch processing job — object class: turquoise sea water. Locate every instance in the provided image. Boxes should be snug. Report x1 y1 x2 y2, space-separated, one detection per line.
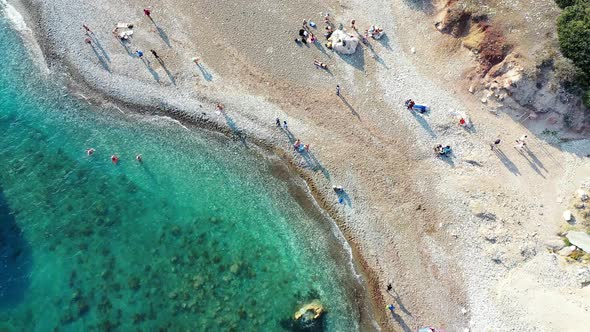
0 12 372 332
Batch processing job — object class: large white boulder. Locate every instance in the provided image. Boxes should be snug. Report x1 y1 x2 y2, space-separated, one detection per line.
566 232 590 253
329 30 358 55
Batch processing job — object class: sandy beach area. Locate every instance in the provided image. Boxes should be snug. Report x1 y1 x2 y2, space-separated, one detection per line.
12 0 590 330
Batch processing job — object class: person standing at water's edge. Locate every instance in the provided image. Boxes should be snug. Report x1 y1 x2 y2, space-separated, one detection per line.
283 120 288 129
336 84 341 96
490 138 501 150
275 117 281 127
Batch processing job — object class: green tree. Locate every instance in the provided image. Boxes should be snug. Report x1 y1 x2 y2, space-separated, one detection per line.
555 0 580 9
557 1 590 106
558 1 590 76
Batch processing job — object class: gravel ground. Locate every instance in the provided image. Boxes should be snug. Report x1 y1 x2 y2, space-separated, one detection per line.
10 0 590 330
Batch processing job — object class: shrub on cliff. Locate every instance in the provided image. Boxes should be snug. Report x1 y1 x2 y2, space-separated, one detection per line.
557 0 590 106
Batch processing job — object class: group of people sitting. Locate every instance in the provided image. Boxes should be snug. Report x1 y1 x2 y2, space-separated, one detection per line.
293 139 311 152
434 144 452 156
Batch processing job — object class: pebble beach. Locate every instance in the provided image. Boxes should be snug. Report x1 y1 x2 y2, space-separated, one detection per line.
4 0 590 331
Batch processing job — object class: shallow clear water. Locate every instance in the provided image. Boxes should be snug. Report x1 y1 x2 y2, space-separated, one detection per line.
0 12 372 332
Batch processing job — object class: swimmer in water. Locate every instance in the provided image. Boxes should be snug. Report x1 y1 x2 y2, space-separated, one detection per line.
86 148 95 156
111 155 119 164
136 154 142 162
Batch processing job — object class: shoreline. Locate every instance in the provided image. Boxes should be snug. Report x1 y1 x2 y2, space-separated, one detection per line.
10 0 590 330
5 1 386 329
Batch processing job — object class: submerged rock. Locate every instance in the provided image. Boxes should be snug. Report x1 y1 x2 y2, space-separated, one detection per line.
294 300 324 321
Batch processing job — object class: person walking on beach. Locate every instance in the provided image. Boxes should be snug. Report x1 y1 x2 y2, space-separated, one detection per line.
490 138 501 150
275 117 281 127
283 120 288 130
336 84 341 97
351 19 356 30
150 49 159 59
514 139 525 151
136 50 144 58
387 304 395 315
144 8 152 19
84 37 92 45
83 24 92 34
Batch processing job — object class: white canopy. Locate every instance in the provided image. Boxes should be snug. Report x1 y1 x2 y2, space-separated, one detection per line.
329 30 358 55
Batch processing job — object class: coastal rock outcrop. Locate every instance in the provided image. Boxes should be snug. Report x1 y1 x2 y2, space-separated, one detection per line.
294 300 324 322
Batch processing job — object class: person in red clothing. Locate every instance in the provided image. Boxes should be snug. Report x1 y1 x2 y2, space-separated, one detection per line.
143 8 152 19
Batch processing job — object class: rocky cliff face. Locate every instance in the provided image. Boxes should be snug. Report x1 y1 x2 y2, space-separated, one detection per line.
433 0 588 133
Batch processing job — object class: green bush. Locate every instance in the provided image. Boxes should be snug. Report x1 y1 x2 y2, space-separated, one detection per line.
554 56 579 86
558 2 590 76
584 89 590 108
557 1 590 107
555 0 580 9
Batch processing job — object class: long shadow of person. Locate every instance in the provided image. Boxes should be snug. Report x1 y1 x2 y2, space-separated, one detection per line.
377 33 394 51
90 44 110 72
196 63 213 81
340 95 361 120
390 310 412 332
156 26 171 47
89 32 111 62
410 110 436 137
525 148 547 173
141 58 160 83
0 187 32 309
282 127 296 143
314 41 331 58
222 112 247 146
117 38 133 56
517 148 546 178
493 148 521 175
90 35 110 62
387 288 413 318
360 37 389 69
299 150 330 179
156 58 176 85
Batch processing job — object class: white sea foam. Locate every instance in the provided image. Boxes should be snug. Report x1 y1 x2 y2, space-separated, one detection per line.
1 0 50 74
0 0 28 32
